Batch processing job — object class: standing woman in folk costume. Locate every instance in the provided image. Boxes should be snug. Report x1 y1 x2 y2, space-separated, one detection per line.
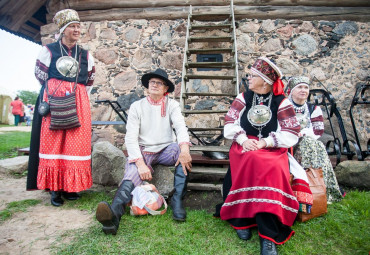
287 76 343 203
217 58 303 255
26 9 95 206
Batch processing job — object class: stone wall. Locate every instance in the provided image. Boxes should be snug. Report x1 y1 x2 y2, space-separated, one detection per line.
40 18 369 149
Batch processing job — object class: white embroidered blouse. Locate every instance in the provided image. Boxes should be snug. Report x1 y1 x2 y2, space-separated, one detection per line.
224 93 300 148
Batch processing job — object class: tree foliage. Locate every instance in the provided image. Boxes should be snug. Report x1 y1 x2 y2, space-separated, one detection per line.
17 90 38 105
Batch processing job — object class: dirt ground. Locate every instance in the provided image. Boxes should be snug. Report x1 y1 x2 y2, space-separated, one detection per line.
0 126 223 254
0 172 222 255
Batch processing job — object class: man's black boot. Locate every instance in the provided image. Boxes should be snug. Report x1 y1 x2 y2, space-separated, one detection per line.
171 165 187 221
96 180 134 235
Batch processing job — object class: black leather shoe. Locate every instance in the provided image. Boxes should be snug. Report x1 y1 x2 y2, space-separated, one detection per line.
50 191 64 207
236 229 252 240
62 192 80 200
260 237 278 255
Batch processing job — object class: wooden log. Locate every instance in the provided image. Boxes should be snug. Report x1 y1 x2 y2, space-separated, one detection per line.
46 0 370 13
45 6 369 22
234 6 370 21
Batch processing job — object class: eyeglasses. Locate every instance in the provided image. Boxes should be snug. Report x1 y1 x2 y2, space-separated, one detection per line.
149 80 165 86
248 74 260 79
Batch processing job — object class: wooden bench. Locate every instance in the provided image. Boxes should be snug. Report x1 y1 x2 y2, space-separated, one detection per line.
92 121 126 125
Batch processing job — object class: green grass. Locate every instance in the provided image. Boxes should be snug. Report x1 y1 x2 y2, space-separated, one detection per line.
55 190 369 255
0 199 41 222
0 131 31 159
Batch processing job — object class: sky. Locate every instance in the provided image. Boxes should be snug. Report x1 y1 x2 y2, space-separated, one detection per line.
0 29 41 98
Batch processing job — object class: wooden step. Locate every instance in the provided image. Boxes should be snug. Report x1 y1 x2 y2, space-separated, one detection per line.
191 13 231 21
190 24 232 31
189 36 233 43
183 110 228 115
183 92 235 97
186 62 234 68
185 74 235 80
191 166 227 177
188 127 224 131
191 153 229 165
188 48 233 55
187 182 222 191
191 145 230 153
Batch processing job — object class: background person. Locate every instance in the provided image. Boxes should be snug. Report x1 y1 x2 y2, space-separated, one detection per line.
26 9 95 207
287 76 343 202
96 68 192 235
9 96 24 126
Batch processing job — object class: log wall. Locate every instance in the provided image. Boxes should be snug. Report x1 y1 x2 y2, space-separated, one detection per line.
46 0 370 22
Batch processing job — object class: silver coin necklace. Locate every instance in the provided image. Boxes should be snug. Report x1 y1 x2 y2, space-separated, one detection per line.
247 92 273 140
56 41 79 78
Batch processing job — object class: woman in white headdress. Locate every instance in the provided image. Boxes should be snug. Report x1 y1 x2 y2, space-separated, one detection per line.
287 76 343 203
27 9 95 207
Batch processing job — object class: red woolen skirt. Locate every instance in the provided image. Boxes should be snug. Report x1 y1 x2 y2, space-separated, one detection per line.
220 141 299 227
37 78 92 192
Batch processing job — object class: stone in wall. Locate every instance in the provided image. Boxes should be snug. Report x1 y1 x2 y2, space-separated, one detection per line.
113 70 137 92
117 92 141 111
132 49 152 69
160 52 182 70
292 34 318 56
276 58 300 77
240 22 260 33
122 27 141 43
260 38 283 52
95 48 118 65
261 19 276 33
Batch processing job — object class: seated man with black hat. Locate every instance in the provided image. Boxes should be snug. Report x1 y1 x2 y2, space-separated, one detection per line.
96 68 192 235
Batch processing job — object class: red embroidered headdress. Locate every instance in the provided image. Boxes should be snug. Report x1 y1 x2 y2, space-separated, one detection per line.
251 57 284 95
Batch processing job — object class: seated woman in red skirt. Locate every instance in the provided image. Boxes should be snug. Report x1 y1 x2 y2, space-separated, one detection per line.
218 57 302 255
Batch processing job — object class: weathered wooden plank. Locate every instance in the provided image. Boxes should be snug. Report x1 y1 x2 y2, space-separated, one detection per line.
191 166 227 176
234 6 370 21
187 182 222 191
46 6 370 22
190 145 230 152
190 153 230 165
46 0 370 13
0 0 46 30
183 110 229 114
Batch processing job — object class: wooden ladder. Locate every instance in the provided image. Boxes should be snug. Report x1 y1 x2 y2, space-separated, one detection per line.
180 1 239 191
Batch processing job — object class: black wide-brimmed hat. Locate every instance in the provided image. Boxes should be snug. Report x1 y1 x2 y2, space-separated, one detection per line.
141 68 175 93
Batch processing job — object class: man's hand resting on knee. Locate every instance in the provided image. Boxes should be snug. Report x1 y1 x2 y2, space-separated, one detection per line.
175 144 192 176
136 159 152 181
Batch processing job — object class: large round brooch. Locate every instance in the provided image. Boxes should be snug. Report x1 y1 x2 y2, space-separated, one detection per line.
296 113 309 130
247 105 272 126
56 56 79 78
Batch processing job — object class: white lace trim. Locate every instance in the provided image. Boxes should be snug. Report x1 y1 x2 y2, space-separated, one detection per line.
228 186 297 201
223 198 298 213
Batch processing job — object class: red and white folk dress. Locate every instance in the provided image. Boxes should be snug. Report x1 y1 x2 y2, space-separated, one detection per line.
34 41 95 192
220 90 302 244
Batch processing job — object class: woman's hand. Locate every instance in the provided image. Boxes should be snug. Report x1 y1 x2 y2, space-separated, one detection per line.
256 139 267 150
135 159 152 181
242 139 259 152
